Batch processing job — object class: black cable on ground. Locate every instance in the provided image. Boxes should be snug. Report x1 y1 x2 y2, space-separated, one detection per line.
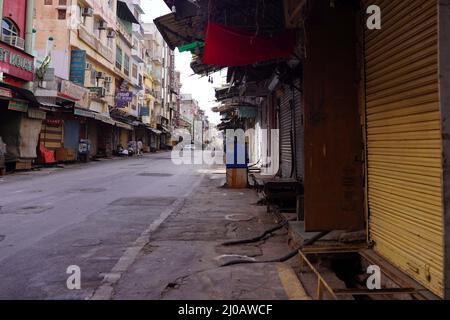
221 219 293 247
220 231 330 267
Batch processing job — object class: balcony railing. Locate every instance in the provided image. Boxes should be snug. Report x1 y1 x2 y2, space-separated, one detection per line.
1 34 25 50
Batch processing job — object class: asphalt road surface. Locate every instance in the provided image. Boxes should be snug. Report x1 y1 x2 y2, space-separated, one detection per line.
0 152 206 299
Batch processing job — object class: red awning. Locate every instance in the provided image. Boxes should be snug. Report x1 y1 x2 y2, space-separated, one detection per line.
202 22 295 67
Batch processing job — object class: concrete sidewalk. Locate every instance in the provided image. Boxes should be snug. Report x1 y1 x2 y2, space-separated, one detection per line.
111 167 310 300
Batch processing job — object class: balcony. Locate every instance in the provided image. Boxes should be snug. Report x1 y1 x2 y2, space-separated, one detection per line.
151 51 163 65
132 23 144 40
154 90 162 100
0 34 25 51
116 21 133 46
78 24 113 63
131 46 144 63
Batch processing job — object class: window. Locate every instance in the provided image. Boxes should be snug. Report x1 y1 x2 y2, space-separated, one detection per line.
107 34 113 48
90 69 97 86
58 9 66 20
132 64 138 79
105 78 111 93
2 18 19 37
116 46 122 70
124 54 130 76
45 0 52 4
94 19 100 38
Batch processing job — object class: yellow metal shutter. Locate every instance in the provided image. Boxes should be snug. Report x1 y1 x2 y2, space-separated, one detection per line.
364 0 443 297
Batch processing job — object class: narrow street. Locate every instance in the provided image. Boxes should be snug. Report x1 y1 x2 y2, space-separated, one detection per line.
0 153 207 299
0 153 302 300
1 0 447 306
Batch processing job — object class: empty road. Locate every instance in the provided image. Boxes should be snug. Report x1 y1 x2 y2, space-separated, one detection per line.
0 152 206 299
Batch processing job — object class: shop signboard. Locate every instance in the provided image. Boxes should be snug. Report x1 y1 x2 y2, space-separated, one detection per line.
0 43 34 82
0 88 12 98
115 91 133 108
61 80 90 109
69 50 86 86
8 100 28 112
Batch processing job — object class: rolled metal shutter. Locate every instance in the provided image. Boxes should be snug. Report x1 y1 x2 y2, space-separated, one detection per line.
280 86 293 178
40 121 63 150
63 120 80 151
293 80 304 180
364 0 443 297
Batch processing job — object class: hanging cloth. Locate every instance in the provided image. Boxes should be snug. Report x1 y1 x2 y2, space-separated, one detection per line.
202 22 295 67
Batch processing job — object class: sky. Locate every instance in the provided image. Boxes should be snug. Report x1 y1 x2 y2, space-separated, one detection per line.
141 0 225 125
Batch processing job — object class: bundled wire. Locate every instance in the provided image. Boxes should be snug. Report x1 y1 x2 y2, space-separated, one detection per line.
221 220 291 247
220 231 330 267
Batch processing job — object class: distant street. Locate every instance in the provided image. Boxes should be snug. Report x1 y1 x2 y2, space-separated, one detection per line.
0 153 206 299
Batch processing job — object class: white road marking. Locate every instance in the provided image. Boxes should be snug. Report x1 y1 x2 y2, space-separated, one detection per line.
89 174 205 300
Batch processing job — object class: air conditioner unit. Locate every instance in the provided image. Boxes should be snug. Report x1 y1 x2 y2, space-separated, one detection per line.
85 63 93 70
98 21 108 30
107 30 116 38
95 72 105 79
82 8 94 17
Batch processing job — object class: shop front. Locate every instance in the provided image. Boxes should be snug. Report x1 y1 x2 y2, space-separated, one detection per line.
0 41 38 170
0 84 42 171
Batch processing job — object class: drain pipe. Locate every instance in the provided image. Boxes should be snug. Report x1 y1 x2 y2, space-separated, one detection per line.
25 0 35 55
0 1 3 29
23 0 34 92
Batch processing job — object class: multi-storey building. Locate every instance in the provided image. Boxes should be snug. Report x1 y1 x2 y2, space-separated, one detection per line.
112 0 148 149
33 0 150 159
179 93 198 136
143 22 164 148
33 0 123 159
0 0 41 171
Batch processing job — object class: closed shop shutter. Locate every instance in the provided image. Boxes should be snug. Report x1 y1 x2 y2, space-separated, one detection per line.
98 123 113 157
280 86 293 178
364 0 443 297
63 120 80 151
120 128 129 147
293 80 304 180
88 120 98 156
40 120 63 150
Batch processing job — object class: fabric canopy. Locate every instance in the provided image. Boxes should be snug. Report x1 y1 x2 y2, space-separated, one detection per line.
202 22 295 67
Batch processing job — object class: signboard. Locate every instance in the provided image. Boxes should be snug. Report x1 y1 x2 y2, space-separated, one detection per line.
28 108 46 120
115 91 133 108
61 80 90 109
45 119 63 126
74 108 95 119
69 50 86 86
88 87 105 98
0 88 12 98
0 43 34 82
8 100 28 112
238 106 258 118
140 105 149 116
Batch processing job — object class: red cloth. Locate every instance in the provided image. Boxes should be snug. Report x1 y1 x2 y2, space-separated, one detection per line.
202 22 295 67
38 143 56 164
